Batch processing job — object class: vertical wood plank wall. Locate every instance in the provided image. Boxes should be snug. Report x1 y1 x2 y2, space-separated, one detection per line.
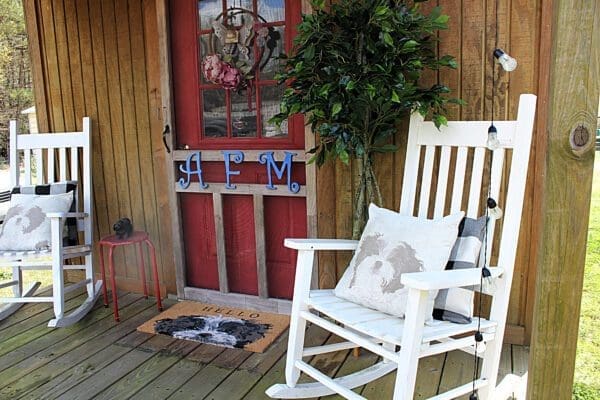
23 0 176 295
315 0 541 344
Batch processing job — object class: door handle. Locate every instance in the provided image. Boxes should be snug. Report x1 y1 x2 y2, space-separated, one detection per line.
162 124 171 153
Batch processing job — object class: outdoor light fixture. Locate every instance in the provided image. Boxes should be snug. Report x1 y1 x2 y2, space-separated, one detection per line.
486 124 501 150
487 197 504 220
493 48 517 72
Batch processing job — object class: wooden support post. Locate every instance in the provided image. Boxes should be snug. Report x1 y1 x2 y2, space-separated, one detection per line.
527 1 599 398
155 0 187 298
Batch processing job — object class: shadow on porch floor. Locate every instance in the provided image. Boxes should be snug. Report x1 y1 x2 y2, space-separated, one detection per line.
0 288 527 399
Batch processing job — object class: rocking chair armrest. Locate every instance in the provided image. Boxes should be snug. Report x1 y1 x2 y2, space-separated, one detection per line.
401 267 505 291
47 212 89 219
284 238 359 251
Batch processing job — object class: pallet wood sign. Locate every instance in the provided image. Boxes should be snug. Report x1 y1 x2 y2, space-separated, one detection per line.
177 150 301 194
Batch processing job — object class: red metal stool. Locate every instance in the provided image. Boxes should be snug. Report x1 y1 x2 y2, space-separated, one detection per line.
98 231 163 321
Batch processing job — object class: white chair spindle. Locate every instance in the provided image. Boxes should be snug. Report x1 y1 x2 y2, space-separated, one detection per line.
466 147 486 218
59 147 67 181
34 149 44 184
23 149 32 185
417 146 436 218
433 146 451 218
482 148 506 264
450 147 468 213
47 149 55 183
70 147 79 182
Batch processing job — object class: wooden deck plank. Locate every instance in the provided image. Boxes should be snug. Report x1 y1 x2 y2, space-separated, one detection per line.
413 354 446 399
0 286 79 333
0 291 137 374
167 347 255 400
25 331 154 400
241 324 331 400
360 366 397 399
53 334 176 399
512 345 529 376
92 339 201 399
320 348 380 399
0 292 89 357
499 344 512 378
437 350 478 400
300 334 350 387
204 328 294 399
0 296 157 399
184 343 228 364
128 344 224 400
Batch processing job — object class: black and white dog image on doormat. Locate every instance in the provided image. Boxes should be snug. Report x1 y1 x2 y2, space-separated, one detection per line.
153 314 271 349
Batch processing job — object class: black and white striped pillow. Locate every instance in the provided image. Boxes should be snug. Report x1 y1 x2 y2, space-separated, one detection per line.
11 181 78 245
433 216 487 324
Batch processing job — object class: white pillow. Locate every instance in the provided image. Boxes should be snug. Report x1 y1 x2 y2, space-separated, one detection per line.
334 204 464 319
0 192 74 251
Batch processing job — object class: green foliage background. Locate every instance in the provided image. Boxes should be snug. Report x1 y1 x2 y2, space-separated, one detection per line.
0 0 33 160
573 156 600 399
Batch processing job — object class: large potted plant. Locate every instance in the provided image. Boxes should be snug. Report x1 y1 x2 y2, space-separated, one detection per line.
271 0 460 238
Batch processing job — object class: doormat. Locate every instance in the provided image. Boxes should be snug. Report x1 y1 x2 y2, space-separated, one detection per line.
137 301 289 353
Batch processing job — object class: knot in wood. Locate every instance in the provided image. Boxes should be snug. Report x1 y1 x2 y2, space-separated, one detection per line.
570 125 590 152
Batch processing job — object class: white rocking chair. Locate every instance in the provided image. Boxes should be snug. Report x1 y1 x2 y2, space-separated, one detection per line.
0 117 102 327
267 94 537 399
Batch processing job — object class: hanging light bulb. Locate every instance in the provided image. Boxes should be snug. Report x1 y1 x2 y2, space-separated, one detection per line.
481 266 498 294
486 124 500 150
487 197 503 220
493 48 517 72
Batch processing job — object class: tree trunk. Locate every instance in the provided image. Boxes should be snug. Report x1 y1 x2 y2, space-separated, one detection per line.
352 152 382 239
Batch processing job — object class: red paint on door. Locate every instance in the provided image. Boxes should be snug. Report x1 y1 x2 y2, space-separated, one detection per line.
181 193 219 290
264 196 307 299
171 0 306 300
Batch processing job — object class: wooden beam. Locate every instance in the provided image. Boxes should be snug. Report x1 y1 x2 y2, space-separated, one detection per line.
253 194 268 298
155 0 187 297
527 1 599 398
212 193 229 294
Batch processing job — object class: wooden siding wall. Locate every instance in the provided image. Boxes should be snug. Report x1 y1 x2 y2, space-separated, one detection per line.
23 0 176 295
315 0 541 344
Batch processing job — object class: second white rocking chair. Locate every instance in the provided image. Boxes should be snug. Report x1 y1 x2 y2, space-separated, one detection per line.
267 94 537 399
0 117 102 327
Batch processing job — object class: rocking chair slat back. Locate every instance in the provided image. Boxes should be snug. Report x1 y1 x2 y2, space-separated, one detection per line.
10 118 93 239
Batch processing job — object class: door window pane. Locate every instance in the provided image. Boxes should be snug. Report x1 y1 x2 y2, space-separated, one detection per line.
259 26 284 80
197 1 293 142
203 90 227 138
231 90 257 138
198 0 222 30
258 0 284 22
261 85 288 138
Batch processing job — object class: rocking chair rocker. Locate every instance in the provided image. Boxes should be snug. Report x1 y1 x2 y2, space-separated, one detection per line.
267 94 537 399
0 117 102 327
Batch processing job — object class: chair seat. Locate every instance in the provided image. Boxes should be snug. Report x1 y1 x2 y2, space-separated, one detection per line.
0 245 92 265
308 290 497 347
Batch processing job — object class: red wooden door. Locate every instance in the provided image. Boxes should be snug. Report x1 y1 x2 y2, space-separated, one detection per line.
170 0 306 302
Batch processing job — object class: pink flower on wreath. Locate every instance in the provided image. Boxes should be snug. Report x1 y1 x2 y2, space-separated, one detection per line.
220 63 242 89
202 54 242 90
202 54 224 84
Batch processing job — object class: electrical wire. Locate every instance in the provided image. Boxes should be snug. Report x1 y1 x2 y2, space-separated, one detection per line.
471 1 500 398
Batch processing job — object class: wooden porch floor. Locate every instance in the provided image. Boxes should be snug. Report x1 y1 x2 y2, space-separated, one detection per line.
0 289 528 399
